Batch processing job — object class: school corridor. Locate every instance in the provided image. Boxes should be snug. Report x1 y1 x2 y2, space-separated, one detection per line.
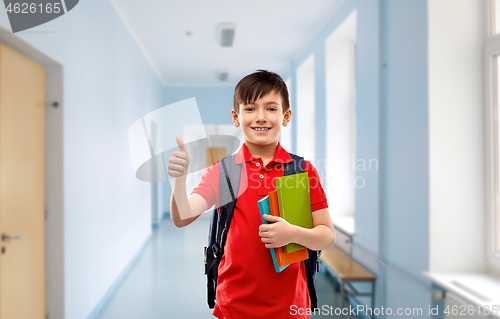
92 217 362 319
0 0 498 318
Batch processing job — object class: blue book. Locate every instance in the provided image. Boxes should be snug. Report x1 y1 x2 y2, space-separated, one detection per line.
257 195 289 273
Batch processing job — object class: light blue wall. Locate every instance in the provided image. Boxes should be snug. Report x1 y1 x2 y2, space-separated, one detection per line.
0 1 164 318
287 0 435 316
163 86 236 125
379 0 431 312
353 0 381 257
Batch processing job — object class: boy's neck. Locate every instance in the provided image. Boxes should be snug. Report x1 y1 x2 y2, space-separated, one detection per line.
245 140 279 165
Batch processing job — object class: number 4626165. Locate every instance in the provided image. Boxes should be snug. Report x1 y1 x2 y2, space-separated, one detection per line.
6 3 61 14
444 305 499 316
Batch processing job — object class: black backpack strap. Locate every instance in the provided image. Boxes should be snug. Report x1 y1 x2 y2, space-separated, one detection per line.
206 205 218 308
285 153 320 311
206 154 242 308
284 153 305 176
304 248 319 310
215 155 241 249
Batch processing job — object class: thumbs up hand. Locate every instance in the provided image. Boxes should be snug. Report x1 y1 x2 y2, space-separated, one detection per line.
167 135 191 178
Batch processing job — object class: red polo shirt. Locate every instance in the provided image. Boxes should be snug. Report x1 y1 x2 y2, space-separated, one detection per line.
191 142 328 319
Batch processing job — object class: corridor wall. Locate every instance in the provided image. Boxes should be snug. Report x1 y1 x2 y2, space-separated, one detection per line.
286 0 437 316
0 1 164 318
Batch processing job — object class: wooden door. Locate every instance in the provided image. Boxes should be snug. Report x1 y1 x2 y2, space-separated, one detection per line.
206 147 226 167
0 43 46 319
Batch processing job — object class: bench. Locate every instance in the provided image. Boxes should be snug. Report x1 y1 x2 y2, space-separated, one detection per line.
320 246 376 318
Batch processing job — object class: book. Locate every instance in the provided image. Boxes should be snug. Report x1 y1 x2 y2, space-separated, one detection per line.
275 172 314 254
268 190 308 266
257 195 289 273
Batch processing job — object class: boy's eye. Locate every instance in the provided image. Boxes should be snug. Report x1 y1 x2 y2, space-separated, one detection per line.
243 107 277 111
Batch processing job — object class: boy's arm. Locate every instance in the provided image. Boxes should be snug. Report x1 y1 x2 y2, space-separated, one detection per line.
260 208 336 251
168 135 210 228
169 176 210 228
292 208 336 250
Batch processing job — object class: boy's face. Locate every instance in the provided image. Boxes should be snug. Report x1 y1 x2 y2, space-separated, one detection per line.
231 90 291 148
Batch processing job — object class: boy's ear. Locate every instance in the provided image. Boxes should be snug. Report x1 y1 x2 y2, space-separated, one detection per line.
231 109 240 127
283 109 291 127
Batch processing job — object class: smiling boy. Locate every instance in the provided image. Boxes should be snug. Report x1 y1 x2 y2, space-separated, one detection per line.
168 70 336 318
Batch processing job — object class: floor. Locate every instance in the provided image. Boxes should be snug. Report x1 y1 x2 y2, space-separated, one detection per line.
95 216 364 319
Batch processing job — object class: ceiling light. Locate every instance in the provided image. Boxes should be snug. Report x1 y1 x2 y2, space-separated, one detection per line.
217 69 229 81
219 23 236 47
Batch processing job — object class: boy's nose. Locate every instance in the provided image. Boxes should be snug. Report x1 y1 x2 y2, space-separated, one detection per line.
256 109 266 121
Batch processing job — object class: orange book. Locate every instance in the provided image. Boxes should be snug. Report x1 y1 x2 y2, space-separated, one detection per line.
268 190 309 267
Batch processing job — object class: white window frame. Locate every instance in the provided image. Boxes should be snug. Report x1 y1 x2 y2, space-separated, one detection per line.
484 0 500 273
280 78 293 152
296 54 316 166
325 11 357 219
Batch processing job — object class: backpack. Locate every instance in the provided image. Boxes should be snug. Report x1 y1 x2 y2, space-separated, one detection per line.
203 152 321 310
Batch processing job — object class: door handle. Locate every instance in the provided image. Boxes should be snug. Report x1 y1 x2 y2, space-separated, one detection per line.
1 233 21 241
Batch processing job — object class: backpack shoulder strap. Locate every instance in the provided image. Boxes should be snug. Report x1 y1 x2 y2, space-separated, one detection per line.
284 153 305 175
215 154 242 251
219 154 242 209
205 153 242 309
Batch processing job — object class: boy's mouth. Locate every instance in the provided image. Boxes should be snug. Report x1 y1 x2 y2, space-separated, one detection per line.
252 127 271 132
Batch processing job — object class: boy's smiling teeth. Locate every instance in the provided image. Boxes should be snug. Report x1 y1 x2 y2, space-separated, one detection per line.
252 127 271 131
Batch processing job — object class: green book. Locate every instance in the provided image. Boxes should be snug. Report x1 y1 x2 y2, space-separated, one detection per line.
275 172 313 253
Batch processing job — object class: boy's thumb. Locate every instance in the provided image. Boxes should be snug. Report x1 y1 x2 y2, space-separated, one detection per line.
263 214 278 221
175 135 187 153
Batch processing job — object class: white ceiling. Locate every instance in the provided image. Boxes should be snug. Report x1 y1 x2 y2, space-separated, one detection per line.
111 0 345 86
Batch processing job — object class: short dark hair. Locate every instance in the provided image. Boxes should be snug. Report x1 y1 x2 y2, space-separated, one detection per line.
233 70 290 114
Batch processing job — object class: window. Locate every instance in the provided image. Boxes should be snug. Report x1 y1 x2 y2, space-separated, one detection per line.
486 0 500 268
492 0 500 35
280 78 293 152
325 11 357 218
296 55 316 165
493 55 500 254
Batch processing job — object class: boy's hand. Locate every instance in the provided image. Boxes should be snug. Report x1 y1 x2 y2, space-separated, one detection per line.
259 214 296 249
167 135 190 178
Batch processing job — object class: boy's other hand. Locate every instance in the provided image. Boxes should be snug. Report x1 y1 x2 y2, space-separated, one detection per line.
259 214 295 249
167 135 190 179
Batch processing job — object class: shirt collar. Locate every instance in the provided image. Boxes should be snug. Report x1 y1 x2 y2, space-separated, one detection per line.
234 142 292 165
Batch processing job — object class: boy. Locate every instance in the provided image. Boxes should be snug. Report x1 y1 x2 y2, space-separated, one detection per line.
168 70 336 318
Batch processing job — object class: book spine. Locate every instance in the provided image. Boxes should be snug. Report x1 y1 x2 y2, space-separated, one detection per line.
276 178 286 221
268 191 282 267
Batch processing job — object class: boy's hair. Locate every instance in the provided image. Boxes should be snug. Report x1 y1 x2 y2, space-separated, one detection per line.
233 70 290 114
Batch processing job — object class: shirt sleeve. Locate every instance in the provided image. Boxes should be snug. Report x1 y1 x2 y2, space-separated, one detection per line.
304 160 328 212
190 161 220 209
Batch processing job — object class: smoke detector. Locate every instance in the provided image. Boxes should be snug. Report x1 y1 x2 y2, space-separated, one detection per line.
219 23 236 47
217 69 229 82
